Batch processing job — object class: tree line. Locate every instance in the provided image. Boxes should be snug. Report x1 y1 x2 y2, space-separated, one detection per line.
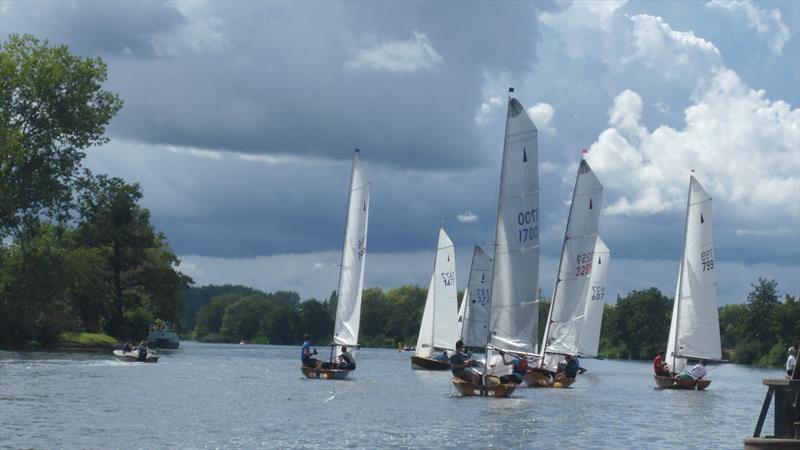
190 278 798 367
0 34 190 348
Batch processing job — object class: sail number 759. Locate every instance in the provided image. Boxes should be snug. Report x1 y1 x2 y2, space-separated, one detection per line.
701 249 714 272
517 209 538 243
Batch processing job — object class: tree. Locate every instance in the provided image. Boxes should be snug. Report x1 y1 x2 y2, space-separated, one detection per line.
0 34 122 233
603 288 672 360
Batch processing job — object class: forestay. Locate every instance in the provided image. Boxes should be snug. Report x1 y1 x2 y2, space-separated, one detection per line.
458 246 493 348
666 176 721 372
415 227 459 357
488 97 540 355
576 236 610 357
333 154 370 350
543 159 603 356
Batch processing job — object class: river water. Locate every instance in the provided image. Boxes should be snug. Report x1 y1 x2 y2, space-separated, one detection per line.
0 341 782 449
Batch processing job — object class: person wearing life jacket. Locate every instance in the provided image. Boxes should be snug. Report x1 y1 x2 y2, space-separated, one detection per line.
497 350 528 384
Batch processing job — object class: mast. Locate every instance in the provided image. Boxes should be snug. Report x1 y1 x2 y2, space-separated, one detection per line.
669 174 693 371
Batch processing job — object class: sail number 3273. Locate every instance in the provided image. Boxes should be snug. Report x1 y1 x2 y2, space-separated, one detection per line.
701 249 714 272
517 209 538 243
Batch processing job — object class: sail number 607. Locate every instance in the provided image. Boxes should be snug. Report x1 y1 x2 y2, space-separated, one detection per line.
517 209 539 243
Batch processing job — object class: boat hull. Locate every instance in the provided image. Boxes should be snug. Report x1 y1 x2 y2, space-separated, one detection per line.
654 375 711 390
451 376 517 397
411 356 450 370
147 331 180 349
301 366 351 380
523 369 576 388
113 350 158 363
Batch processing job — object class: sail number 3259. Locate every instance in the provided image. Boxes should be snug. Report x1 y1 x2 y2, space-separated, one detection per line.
701 249 714 272
517 209 538 243
575 251 594 277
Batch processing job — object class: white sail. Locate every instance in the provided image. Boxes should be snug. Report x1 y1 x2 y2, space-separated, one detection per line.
543 159 603 356
457 288 467 341
415 275 436 358
459 245 493 348
488 97 540 355
577 237 610 357
415 227 459 356
666 176 721 371
333 153 369 350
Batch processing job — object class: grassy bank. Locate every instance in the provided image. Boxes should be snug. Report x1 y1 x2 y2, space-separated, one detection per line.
57 332 118 349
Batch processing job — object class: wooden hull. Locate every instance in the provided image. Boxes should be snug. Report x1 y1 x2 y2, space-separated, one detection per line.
300 365 350 380
654 375 711 390
523 369 575 388
451 377 517 397
411 355 450 371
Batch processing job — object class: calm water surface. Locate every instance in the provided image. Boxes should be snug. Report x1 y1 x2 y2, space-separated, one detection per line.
0 342 781 449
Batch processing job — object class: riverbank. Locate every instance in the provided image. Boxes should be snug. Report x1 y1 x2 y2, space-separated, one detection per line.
52 332 118 351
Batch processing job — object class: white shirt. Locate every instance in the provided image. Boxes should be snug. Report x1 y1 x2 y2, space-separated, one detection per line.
787 354 796 372
690 364 707 379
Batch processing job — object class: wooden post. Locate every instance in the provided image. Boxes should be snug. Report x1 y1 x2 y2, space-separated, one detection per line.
754 386 774 437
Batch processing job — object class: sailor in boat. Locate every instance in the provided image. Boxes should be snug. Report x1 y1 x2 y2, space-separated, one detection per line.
653 350 671 377
434 350 449 363
337 346 356 370
555 355 585 383
496 350 527 385
450 340 481 387
676 359 707 381
301 334 321 369
122 339 133 353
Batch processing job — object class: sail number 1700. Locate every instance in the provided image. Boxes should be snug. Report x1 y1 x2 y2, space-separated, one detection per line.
517 209 538 243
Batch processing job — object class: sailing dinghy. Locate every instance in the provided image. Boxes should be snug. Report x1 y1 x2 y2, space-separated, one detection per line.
452 91 537 397
457 245 493 350
655 175 720 390
526 158 604 388
302 150 369 380
411 226 459 370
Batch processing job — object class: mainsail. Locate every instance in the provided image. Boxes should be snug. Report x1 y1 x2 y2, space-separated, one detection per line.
458 246 493 348
576 236 610 357
415 226 459 357
666 176 721 372
333 153 370 353
543 159 603 356
487 96 540 355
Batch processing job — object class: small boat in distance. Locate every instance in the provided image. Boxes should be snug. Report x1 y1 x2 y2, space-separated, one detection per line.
113 348 159 363
655 175 720 390
147 320 179 349
411 226 458 371
301 150 369 381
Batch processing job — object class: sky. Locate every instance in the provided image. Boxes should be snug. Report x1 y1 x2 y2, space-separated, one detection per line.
2 0 798 305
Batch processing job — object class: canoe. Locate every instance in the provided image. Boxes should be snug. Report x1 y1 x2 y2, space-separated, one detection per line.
113 349 158 363
451 376 517 397
654 375 711 390
523 368 576 388
300 364 350 380
411 355 450 371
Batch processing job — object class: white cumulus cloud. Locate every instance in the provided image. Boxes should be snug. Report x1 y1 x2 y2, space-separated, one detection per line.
345 30 443 73
587 69 800 219
706 0 792 54
527 103 556 134
457 211 479 223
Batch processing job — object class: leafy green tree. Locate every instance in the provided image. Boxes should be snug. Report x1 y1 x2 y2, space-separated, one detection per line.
262 304 300 345
746 278 780 342
182 284 261 331
194 294 241 339
220 294 273 342
0 34 122 233
298 299 333 344
603 288 672 360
